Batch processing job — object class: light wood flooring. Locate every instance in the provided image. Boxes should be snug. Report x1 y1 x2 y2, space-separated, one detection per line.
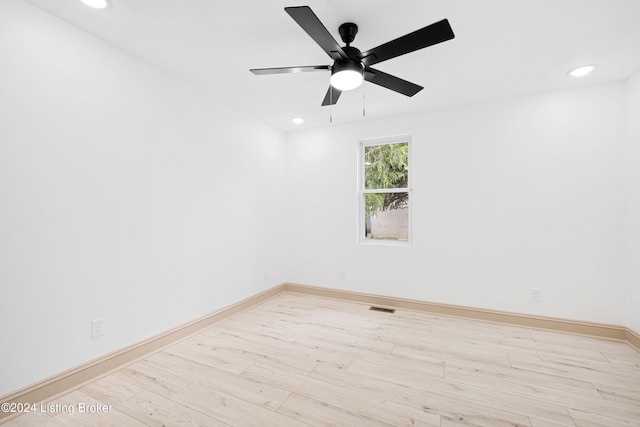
3 292 640 426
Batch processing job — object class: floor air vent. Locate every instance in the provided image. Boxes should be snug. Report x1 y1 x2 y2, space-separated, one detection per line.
369 306 396 314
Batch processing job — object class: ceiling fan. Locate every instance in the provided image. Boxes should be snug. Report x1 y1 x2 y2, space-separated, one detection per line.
250 6 455 106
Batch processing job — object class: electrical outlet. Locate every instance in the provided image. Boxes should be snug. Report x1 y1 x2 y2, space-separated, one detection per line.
91 318 104 338
340 269 346 280
264 270 269 281
531 288 541 302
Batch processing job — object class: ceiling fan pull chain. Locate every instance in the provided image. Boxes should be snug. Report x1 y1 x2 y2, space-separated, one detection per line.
330 80 333 123
362 69 366 117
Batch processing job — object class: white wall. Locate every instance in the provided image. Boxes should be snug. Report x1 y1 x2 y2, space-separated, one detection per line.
0 0 286 396
285 83 628 325
626 71 640 333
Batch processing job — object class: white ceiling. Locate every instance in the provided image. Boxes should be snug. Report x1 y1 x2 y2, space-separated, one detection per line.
24 0 640 132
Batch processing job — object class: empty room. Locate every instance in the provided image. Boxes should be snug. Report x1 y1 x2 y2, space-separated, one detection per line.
1 0 639 426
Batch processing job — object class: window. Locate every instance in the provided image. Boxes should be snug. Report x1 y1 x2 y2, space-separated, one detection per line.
358 136 411 244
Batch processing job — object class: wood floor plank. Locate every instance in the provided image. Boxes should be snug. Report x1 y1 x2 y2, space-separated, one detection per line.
143 350 291 411
261 317 396 353
392 342 512 367
502 337 611 362
380 400 442 427
162 340 255 375
424 328 543 359
242 363 442 427
347 357 446 384
529 419 570 427
348 325 435 348
113 360 193 398
440 417 492 427
277 393 395 427
444 360 602 400
117 389 229 427
593 381 640 406
538 351 640 378
226 317 396 361
566 407 640 427
530 331 636 355
185 332 319 375
348 358 574 426
0 411 66 427
309 361 439 410
211 326 354 367
309 361 533 427
445 364 640 423
42 390 147 427
171 383 307 427
209 319 358 368
508 355 640 389
601 351 640 368
80 374 144 407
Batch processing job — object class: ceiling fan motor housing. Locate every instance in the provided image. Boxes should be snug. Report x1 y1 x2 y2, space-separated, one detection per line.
331 57 364 75
341 45 362 60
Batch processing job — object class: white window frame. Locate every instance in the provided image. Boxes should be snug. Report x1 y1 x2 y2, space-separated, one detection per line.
357 135 412 245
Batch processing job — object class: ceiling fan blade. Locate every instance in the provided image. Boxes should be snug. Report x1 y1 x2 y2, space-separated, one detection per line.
365 68 423 97
285 6 347 61
250 65 330 75
321 86 342 106
359 19 454 66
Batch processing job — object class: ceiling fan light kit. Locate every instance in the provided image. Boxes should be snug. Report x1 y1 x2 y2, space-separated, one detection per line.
330 59 364 91
250 6 455 110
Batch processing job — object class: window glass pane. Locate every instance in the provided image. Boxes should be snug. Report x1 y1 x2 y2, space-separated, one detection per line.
364 143 409 190
364 192 409 240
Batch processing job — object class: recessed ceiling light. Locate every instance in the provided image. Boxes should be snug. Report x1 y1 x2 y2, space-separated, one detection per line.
81 0 109 9
292 117 305 125
568 65 596 78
